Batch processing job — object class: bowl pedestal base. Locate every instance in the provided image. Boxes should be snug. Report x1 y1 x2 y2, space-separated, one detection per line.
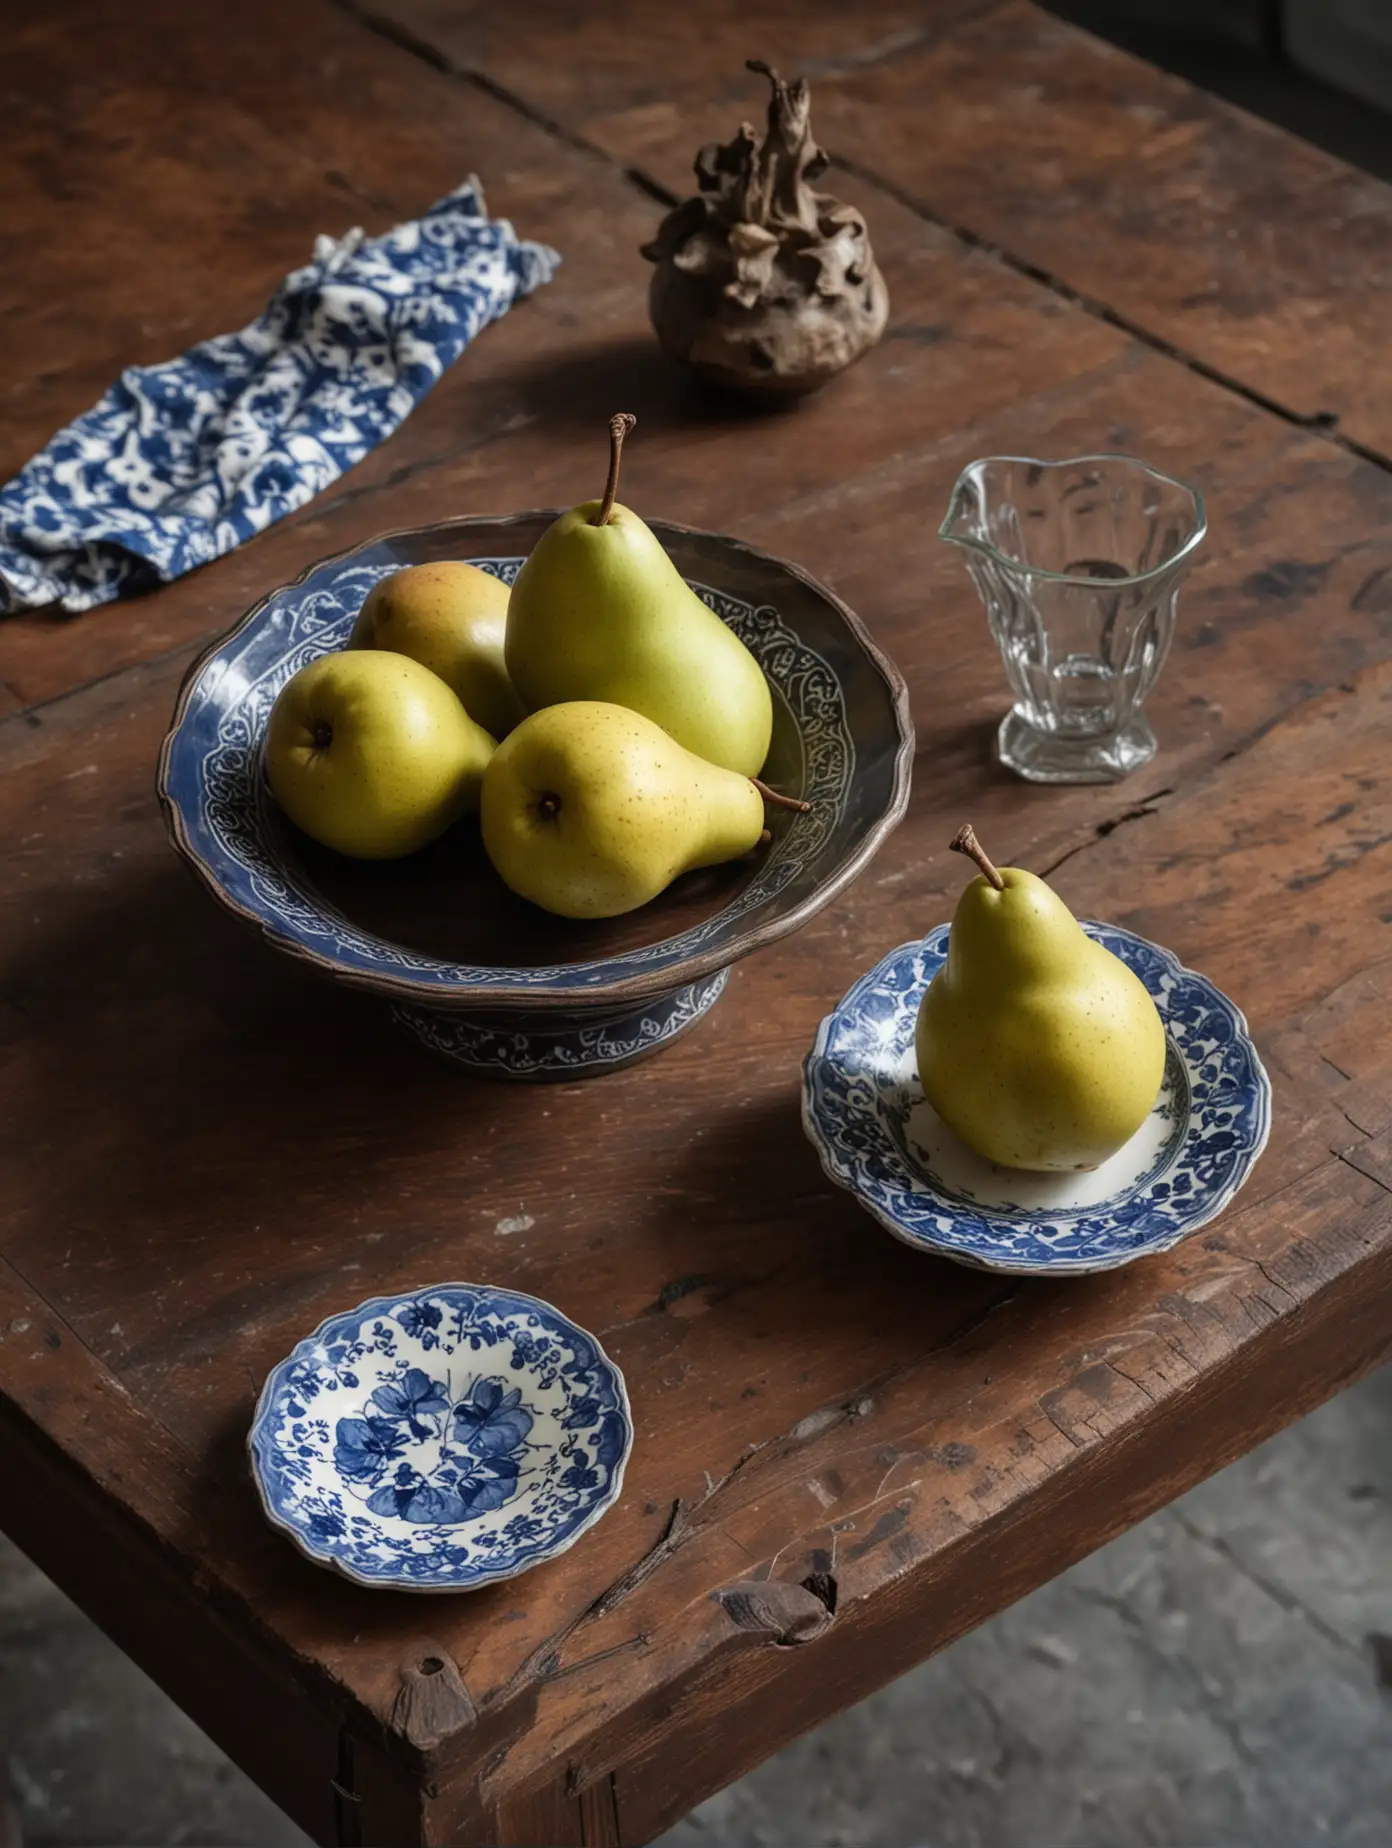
390 968 730 1080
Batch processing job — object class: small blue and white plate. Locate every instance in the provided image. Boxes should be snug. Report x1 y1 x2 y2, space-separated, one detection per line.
803 924 1270 1275
249 1284 631 1591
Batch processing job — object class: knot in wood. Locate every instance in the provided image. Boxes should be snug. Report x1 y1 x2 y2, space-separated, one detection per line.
390 1644 476 1751
713 1574 837 1646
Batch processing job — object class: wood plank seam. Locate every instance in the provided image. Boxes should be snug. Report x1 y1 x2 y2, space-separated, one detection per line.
333 0 1392 482
334 0 683 212
333 1732 364 1848
828 148 1392 476
577 1770 622 1847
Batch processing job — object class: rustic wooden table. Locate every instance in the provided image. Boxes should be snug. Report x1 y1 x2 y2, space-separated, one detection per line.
3 2 1391 1843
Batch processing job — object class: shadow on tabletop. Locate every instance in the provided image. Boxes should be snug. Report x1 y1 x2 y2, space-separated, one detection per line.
8 836 1137 1666
503 332 809 439
647 1078 1117 1377
4 854 521 1317
8 851 680 1658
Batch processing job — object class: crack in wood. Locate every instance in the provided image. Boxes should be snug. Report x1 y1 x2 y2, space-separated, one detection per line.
1248 1256 1300 1305
491 1285 1021 1700
491 1498 690 1705
1104 1359 1160 1407
1038 789 1174 878
545 1631 652 1685
1037 1404 1087 1451
1335 1145 1392 1199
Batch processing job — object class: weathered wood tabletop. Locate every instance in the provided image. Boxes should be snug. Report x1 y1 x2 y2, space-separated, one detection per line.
3 2 1392 1842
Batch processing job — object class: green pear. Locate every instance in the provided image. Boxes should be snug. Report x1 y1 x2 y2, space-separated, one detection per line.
505 414 773 777
266 651 495 859
481 700 772 919
348 560 526 739
915 825 1166 1171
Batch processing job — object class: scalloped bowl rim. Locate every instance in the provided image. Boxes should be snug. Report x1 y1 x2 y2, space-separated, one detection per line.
158 511 915 1012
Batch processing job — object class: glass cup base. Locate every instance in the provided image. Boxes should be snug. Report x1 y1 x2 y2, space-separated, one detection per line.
996 708 1157 784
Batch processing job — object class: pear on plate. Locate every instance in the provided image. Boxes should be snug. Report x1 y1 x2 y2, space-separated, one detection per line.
915 825 1166 1171
505 414 773 777
348 560 526 740
481 700 804 920
266 651 496 859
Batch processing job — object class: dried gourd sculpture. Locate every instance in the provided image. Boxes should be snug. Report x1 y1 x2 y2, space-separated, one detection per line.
642 60 889 398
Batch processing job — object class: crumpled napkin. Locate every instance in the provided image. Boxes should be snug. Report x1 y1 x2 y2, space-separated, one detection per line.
0 178 559 613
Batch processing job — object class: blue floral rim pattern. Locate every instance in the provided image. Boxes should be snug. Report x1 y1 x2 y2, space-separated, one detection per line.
802 924 1271 1274
393 969 730 1076
160 541 854 1006
249 1284 631 1591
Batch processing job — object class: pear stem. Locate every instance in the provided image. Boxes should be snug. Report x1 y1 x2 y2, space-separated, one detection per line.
950 822 1005 889
593 413 637 526
752 777 812 814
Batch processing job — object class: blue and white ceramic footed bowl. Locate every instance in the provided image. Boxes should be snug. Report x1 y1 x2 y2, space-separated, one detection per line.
159 512 912 1079
250 1284 632 1591
803 924 1271 1275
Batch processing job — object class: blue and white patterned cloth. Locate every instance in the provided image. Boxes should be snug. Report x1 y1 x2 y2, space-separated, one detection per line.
0 179 559 614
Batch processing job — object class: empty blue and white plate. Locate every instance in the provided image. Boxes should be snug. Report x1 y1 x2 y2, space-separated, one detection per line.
250 1284 631 1591
803 924 1271 1275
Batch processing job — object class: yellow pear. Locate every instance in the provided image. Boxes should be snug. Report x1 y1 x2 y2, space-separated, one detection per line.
265 651 495 859
505 415 773 777
349 561 525 739
481 701 789 920
915 825 1167 1171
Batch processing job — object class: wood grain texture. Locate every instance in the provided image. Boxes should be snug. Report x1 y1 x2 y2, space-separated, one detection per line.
4 0 1392 1844
379 0 1392 454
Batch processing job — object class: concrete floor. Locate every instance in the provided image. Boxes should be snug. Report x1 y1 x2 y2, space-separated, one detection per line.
1 1365 1387 1847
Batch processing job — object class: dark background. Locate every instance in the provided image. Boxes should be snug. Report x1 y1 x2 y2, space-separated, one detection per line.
1047 0 1392 179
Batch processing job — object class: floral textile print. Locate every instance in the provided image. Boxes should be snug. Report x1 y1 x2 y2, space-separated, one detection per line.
0 178 559 613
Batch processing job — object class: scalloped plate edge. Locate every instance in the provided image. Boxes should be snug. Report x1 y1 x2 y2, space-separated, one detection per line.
247 1282 633 1592
801 933 1273 1276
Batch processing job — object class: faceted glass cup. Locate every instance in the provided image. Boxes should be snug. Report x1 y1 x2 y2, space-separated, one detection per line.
941 454 1207 783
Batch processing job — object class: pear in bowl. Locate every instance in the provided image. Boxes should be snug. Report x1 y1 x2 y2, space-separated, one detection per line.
349 560 525 741
505 414 773 778
265 651 495 860
481 701 807 921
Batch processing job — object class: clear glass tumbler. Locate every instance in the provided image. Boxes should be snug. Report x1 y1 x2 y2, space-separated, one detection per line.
941 454 1206 783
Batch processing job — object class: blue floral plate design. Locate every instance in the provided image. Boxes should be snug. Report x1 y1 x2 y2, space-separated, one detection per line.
158 511 912 1078
803 924 1271 1275
249 1284 631 1591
